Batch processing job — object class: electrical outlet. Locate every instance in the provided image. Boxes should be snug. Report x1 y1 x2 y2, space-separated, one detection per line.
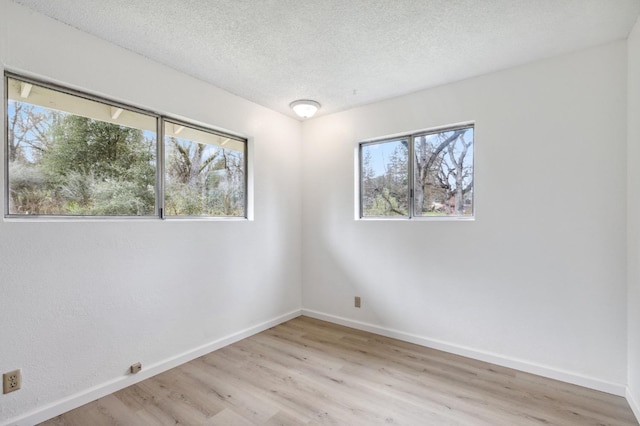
355 296 361 308
3 369 22 394
130 362 142 374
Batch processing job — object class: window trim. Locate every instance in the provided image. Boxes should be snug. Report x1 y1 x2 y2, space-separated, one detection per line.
358 122 475 220
4 71 249 220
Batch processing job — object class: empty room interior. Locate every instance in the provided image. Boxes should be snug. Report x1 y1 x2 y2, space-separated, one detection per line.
1 0 640 424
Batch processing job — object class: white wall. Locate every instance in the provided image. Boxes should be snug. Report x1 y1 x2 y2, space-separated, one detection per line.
627 16 640 420
302 41 628 394
0 2 302 424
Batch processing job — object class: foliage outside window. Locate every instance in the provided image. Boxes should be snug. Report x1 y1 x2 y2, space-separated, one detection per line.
5 74 247 218
360 125 474 218
164 121 246 217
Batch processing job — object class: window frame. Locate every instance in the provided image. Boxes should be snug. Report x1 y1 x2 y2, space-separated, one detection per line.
4 72 249 220
161 118 248 219
358 123 475 220
358 137 412 219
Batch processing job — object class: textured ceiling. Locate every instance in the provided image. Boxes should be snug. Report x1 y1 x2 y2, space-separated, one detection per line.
12 0 640 119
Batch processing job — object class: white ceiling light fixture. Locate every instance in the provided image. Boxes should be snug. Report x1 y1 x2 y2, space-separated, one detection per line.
290 99 320 119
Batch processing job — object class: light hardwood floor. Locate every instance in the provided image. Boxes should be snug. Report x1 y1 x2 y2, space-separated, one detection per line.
40 316 638 425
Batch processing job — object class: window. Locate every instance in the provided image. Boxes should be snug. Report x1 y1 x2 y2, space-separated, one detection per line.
164 120 246 217
5 73 247 218
360 124 474 218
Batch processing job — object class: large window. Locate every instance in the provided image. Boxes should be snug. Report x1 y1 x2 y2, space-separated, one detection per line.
360 124 474 218
5 74 247 218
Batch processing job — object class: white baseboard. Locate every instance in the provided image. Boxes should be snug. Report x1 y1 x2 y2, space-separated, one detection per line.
2 309 302 426
301 309 627 397
628 387 640 423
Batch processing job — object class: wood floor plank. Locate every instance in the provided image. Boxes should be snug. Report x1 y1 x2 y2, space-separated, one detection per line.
39 316 638 426
185 358 286 423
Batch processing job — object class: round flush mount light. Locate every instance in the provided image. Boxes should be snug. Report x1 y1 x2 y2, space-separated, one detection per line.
290 99 320 119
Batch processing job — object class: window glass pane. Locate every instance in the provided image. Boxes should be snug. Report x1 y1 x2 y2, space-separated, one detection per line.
360 139 409 217
413 127 474 217
6 77 157 216
164 121 246 217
